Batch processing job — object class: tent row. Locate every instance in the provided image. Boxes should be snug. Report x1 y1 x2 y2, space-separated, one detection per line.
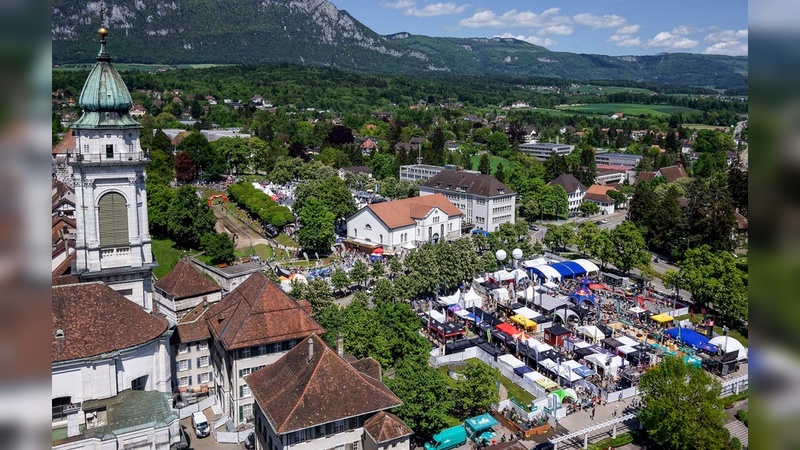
523 259 600 283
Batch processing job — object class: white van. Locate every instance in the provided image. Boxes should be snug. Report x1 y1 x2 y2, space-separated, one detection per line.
191 411 210 438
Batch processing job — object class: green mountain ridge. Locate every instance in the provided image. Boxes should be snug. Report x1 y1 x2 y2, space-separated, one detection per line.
52 0 747 89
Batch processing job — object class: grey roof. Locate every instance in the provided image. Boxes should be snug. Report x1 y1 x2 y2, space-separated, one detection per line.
421 170 515 197
81 390 177 440
548 174 587 193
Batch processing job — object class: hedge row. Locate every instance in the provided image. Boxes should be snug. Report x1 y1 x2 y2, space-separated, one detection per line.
227 182 295 227
588 432 634 450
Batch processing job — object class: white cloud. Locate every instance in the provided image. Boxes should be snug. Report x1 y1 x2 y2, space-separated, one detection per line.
572 13 627 29
495 33 556 47
671 25 702 35
615 24 640 35
538 25 573 36
705 29 748 42
380 0 415 9
405 2 469 17
644 31 699 51
702 41 748 56
459 7 562 28
607 33 641 47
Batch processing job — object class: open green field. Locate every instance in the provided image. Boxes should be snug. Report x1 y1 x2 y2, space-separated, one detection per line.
683 123 730 131
557 103 699 117
572 85 655 95
470 154 512 173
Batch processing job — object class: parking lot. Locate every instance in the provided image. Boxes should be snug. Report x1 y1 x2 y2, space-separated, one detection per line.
180 415 242 450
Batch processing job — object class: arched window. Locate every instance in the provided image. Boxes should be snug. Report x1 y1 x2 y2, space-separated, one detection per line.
98 192 128 246
365 224 372 231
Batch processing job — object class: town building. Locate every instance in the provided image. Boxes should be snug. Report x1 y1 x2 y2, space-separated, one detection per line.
188 257 265 294
338 166 373 181
63 24 156 310
583 185 618 215
519 142 574 161
656 164 689 183
154 259 223 326
245 334 408 450
52 282 176 448
171 301 215 402
594 153 642 169
420 170 516 231
345 193 463 251
200 128 251 142
548 174 587 216
205 272 325 425
398 164 458 182
594 165 631 185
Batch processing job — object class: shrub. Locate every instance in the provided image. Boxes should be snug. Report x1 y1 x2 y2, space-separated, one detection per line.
730 437 742 450
735 409 748 427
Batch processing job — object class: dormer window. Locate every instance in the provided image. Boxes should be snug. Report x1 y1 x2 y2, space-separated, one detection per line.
498 189 505 194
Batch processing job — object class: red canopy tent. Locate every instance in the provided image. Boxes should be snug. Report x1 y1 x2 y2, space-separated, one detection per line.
589 283 611 291
496 322 522 337
371 247 384 255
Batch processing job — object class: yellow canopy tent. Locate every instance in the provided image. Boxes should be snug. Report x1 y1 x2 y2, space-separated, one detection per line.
650 313 674 323
510 314 537 332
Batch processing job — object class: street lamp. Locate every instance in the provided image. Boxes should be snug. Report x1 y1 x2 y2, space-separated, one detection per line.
495 249 507 269
512 248 523 269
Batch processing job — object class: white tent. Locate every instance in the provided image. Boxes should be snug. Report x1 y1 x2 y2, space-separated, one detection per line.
628 306 647 314
429 310 446 323
511 268 529 282
462 288 483 308
529 264 562 282
618 345 636 355
616 336 639 347
513 306 538 319
526 338 552 354
493 270 515 282
574 340 591 349
572 259 600 274
454 309 470 319
544 281 559 289
492 288 510 301
576 325 605 342
709 336 748 361
438 293 459 306
498 354 526 369
518 286 535 301
586 354 624 376
401 242 417 250
522 258 548 267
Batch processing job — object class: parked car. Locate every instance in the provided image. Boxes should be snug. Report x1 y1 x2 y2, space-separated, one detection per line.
532 441 555 450
243 432 255 449
600 219 609 224
191 412 210 438
529 223 539 231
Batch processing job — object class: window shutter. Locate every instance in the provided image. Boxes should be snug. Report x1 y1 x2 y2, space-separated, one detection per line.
98 192 128 246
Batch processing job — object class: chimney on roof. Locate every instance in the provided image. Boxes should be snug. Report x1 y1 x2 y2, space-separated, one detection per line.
308 337 314 363
337 332 344 357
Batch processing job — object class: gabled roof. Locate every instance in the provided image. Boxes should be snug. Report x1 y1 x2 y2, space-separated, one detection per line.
548 173 587 193
584 185 615 203
174 301 212 344
245 334 401 434
360 193 462 230
52 129 76 155
341 165 373 174
364 411 413 444
657 164 689 183
421 170 515 198
206 272 324 351
733 211 748 230
635 171 657 185
52 283 168 362
154 260 221 300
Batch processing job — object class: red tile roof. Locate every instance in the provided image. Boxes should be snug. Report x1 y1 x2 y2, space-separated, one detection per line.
363 411 413 444
206 272 324 351
635 171 657 185
363 193 462 229
52 283 168 362
245 334 401 434
584 185 616 203
657 164 689 183
154 260 221 300
52 129 75 155
174 301 212 344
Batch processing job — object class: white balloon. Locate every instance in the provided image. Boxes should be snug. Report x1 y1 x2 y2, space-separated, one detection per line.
495 249 507 261
512 248 523 260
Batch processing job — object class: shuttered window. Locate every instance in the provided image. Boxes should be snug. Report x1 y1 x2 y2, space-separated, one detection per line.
98 192 128 246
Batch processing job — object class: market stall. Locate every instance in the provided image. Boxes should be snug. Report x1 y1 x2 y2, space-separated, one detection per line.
576 325 605 343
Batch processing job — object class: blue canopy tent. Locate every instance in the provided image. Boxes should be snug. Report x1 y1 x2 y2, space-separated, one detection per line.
573 365 595 377
569 283 596 307
514 365 534 377
665 328 719 354
472 229 490 236
550 261 587 278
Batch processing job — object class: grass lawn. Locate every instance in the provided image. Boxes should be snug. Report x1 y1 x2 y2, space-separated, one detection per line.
498 374 536 407
253 243 274 260
557 103 699 117
674 314 748 347
151 238 191 279
572 85 655 95
469 154 512 173
683 123 729 131
275 233 298 248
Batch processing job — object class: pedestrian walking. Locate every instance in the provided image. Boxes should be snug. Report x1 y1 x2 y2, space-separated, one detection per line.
591 407 596 420
613 406 618 418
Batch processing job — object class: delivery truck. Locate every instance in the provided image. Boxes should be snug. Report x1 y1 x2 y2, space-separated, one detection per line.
423 425 467 450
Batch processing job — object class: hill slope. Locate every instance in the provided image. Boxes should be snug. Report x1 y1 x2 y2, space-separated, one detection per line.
52 0 747 89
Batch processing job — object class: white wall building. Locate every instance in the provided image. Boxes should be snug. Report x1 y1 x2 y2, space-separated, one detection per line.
154 260 223 326
419 171 516 232
345 193 463 251
399 164 451 182
548 174 587 215
519 142 574 161
594 153 642 169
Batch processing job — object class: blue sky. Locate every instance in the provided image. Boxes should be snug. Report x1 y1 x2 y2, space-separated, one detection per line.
329 0 748 56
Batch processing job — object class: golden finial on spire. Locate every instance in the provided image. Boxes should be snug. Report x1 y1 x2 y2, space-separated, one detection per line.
98 0 108 39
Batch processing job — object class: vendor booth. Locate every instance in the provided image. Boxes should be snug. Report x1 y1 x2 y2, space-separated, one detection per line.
650 313 674 326
664 327 719 354
510 314 538 332
544 324 571 347
462 287 483 308
576 325 605 343
585 353 624 377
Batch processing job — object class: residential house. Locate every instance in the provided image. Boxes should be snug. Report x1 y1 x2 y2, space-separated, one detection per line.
583 185 617 215
188 257 265 294
154 259 223 325
548 174 587 215
52 282 176 447
52 216 77 276
338 166 373 181
634 171 657 185
445 140 460 151
205 272 325 425
523 125 538 143
245 334 408 450
345 193 463 251
656 164 689 183
128 104 146 118
172 301 215 401
420 170 516 232
200 128 251 142
518 142 574 161
360 139 378 155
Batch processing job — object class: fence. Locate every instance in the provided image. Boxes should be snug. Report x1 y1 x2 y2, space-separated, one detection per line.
602 386 639 404
175 395 217 420
720 374 748 397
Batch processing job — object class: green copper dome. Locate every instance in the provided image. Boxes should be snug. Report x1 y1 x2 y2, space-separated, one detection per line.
73 28 140 130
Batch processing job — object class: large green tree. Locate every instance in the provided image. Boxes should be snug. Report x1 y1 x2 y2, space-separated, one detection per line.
294 175 357 221
177 132 226 181
166 185 217 248
451 359 500 417
638 356 728 450
679 245 747 323
576 222 600 257
200 232 235 264
385 357 453 440
331 268 350 295
297 197 335 254
147 184 176 237
609 220 650 274
349 260 369 287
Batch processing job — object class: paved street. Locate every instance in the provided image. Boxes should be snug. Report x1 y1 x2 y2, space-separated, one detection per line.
180 415 241 450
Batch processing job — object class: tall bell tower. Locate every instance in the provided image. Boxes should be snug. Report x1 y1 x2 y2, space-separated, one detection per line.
68 21 156 310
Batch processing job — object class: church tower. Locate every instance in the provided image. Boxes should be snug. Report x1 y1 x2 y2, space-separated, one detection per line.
68 24 156 310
